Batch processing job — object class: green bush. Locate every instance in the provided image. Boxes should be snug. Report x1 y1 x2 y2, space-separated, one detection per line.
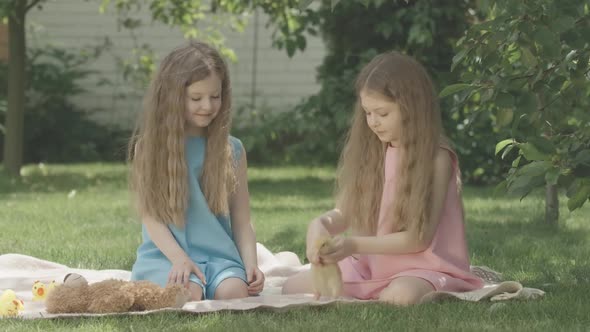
446 0 590 209
237 0 511 184
0 45 129 163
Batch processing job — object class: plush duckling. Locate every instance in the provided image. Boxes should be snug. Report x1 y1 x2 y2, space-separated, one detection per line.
0 290 25 317
310 236 343 300
32 280 56 301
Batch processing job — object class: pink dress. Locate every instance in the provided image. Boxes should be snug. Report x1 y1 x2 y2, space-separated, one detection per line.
338 145 484 299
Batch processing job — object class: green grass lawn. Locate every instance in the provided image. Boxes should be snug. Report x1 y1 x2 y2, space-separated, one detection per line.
1 163 589 331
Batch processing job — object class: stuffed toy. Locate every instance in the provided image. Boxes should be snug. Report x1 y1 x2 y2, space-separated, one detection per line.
310 236 343 299
32 280 57 301
0 289 25 317
45 273 191 314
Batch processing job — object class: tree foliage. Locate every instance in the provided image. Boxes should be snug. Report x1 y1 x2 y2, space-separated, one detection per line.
237 0 483 171
443 0 590 212
98 0 319 87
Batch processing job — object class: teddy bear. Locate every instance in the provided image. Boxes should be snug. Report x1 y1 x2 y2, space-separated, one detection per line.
45 273 191 314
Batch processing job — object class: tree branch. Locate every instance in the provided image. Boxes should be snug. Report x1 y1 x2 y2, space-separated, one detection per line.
509 63 558 82
539 67 590 112
25 0 42 13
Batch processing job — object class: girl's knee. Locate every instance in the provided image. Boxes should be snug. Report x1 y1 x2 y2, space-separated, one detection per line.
378 278 433 306
213 278 248 300
379 289 421 306
188 283 203 301
281 275 298 294
282 271 313 295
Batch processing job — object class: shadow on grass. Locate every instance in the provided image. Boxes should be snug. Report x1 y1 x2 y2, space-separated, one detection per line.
0 168 127 195
1 168 334 198
249 177 334 201
252 202 332 214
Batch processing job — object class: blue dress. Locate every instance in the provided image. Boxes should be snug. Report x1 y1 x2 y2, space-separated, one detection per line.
131 136 247 299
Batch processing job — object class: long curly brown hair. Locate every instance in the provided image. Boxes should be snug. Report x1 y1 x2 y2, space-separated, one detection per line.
128 41 236 227
336 51 450 237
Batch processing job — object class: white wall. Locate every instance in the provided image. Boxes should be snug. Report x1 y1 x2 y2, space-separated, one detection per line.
27 0 325 128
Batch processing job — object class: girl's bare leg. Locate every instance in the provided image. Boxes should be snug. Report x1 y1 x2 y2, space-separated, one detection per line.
282 270 314 295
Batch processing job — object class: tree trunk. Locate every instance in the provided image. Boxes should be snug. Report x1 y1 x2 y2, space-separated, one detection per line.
545 184 559 226
3 0 26 176
534 91 558 226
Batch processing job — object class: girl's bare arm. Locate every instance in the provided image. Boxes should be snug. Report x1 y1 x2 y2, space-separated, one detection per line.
143 215 189 262
230 146 258 270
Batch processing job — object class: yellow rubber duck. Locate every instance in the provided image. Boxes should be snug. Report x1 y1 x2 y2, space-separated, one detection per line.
32 280 56 301
0 290 25 317
310 236 343 299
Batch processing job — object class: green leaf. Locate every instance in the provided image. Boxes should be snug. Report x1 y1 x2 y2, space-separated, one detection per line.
519 143 550 161
502 144 515 160
99 0 110 14
520 47 538 67
508 162 548 198
563 29 587 49
533 26 561 58
511 114 527 133
451 49 468 72
472 20 495 32
518 19 534 35
481 88 494 103
508 174 545 198
574 150 590 166
331 0 341 11
512 155 522 167
439 84 473 98
567 180 590 211
496 108 514 127
495 92 514 108
495 139 513 156
533 26 557 48
567 179 580 198
359 0 371 8
298 0 315 10
507 175 532 196
551 16 576 33
517 92 538 114
528 137 556 155
377 22 394 39
296 34 307 50
518 161 552 178
286 41 296 57
493 180 508 196
545 168 560 185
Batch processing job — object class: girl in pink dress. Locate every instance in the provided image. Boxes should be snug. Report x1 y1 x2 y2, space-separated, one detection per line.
282 51 484 305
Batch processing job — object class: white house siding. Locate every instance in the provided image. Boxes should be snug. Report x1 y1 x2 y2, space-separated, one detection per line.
27 0 325 128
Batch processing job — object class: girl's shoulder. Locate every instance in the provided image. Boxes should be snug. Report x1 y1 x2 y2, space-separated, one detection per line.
229 135 243 149
229 135 245 162
437 142 458 169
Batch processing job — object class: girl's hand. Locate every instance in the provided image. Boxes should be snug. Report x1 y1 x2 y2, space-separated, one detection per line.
318 236 354 264
306 240 321 265
246 266 265 295
168 256 206 288
306 218 331 265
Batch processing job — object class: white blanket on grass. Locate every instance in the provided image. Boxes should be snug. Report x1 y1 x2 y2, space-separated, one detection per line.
0 243 544 319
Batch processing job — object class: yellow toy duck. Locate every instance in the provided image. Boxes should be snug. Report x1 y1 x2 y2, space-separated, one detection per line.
32 280 56 302
0 289 25 317
310 236 343 299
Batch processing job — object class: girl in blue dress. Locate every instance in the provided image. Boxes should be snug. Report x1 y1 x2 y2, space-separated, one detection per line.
128 41 264 301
